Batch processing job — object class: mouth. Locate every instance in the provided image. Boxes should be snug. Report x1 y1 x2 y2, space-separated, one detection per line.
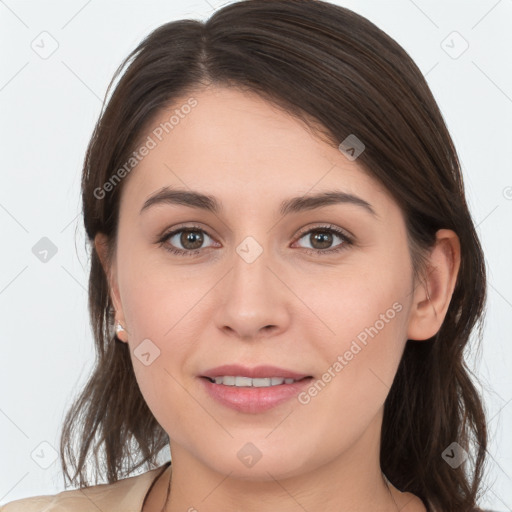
198 366 314 413
200 363 312 382
201 375 312 387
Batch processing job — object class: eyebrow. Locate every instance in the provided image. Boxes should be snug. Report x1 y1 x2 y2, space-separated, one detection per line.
140 186 378 218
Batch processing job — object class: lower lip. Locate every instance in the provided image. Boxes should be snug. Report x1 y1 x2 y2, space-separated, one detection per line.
199 376 313 413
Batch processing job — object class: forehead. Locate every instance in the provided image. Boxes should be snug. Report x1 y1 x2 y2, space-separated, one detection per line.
121 86 395 217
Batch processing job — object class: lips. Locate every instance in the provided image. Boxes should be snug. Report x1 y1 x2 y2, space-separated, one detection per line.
199 374 313 413
201 364 311 380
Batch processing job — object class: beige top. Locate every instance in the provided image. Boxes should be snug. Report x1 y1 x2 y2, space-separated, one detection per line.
0 462 172 512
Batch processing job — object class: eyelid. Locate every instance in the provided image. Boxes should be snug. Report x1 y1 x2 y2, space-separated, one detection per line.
293 222 354 241
158 222 214 240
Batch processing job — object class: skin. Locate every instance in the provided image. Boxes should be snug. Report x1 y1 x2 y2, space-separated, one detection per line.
95 85 460 512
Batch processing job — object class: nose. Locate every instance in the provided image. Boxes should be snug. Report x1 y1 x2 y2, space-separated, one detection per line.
213 245 291 341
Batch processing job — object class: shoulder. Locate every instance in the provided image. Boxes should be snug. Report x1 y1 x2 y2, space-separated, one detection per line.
0 462 171 512
0 495 54 512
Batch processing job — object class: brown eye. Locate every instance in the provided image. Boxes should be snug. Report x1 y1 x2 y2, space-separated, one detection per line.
158 225 217 256
306 231 335 250
295 226 351 254
178 229 204 250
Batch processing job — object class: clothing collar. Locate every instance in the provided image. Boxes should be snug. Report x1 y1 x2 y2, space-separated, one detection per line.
52 461 172 512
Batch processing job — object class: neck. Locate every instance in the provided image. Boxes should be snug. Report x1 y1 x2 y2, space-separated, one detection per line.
160 413 417 512
164 466 400 512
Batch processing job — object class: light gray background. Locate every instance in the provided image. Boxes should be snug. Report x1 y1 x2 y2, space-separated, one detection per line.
1 0 511 510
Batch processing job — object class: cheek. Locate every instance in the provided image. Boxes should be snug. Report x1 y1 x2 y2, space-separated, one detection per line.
300 253 411 398
118 247 205 342
116 257 209 427
286 285 409 464
301 260 408 345
124 314 196 442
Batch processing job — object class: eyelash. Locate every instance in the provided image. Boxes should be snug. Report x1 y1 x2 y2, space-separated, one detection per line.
157 223 353 257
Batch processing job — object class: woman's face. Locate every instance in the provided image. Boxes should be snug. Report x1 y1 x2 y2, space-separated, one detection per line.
98 86 426 480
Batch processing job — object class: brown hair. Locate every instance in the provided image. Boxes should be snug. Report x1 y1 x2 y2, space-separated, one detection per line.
60 1 488 510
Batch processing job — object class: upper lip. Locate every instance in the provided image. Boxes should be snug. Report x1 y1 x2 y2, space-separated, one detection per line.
201 364 311 380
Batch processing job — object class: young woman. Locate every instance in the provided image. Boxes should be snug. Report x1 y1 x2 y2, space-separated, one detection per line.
2 1 493 511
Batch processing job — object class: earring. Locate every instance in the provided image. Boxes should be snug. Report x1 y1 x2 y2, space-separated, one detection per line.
116 322 125 334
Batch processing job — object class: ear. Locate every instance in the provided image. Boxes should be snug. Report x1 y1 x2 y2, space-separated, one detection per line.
94 233 128 343
407 229 461 341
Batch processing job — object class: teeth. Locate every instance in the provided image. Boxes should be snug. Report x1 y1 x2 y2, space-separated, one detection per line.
209 376 298 387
